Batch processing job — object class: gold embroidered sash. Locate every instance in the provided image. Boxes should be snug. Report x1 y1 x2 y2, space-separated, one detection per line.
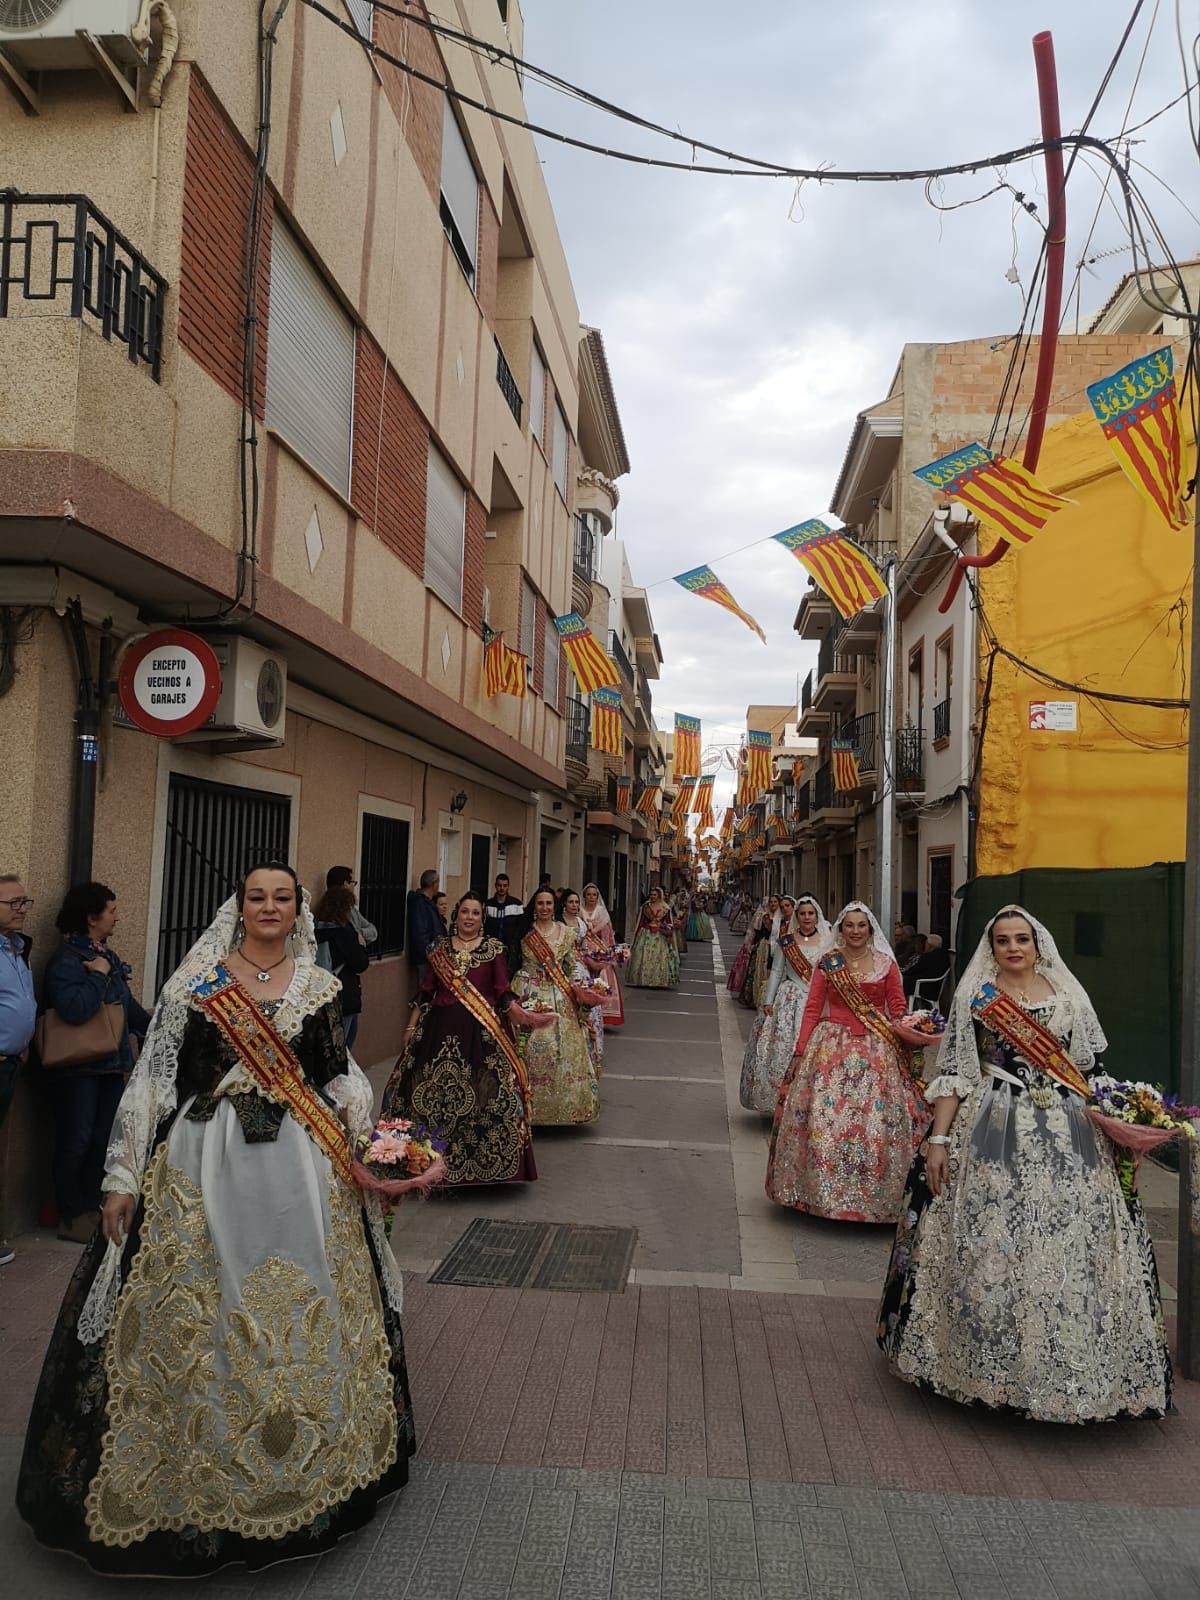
820 950 909 1071
193 965 355 1188
524 925 580 1012
970 982 1090 1098
778 934 814 984
427 942 530 1108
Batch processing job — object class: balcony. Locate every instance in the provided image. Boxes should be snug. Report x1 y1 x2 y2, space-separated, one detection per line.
933 697 951 744
798 668 829 737
794 781 812 831
836 711 877 794
586 769 634 835
814 621 857 714
896 724 926 797
565 694 589 761
572 515 595 613
839 603 883 660
811 759 855 830
495 336 523 425
608 630 634 685
794 585 834 641
1 192 166 380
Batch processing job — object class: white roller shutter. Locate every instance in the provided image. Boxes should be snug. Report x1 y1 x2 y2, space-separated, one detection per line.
425 445 465 612
544 612 561 708
519 576 536 660
552 400 569 497
265 221 355 498
345 1 372 37
440 100 479 277
529 342 546 445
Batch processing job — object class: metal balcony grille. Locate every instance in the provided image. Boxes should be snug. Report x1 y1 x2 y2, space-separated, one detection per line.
813 761 834 811
573 515 595 581
801 670 813 712
608 630 634 683
933 697 951 742
566 695 589 760
360 811 412 956
495 336 523 424
840 711 877 771
796 782 811 822
0 192 166 380
896 724 925 788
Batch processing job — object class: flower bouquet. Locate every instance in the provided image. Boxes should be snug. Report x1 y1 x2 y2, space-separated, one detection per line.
610 942 632 967
892 1008 946 1051
352 1117 447 1201
1087 1075 1199 1198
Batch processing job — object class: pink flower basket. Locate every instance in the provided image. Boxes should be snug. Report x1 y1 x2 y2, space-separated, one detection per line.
352 1155 447 1202
1086 1112 1189 1157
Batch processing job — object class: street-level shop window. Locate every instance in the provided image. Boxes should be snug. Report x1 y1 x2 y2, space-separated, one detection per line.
440 100 479 285
425 445 466 612
360 812 411 956
264 221 356 498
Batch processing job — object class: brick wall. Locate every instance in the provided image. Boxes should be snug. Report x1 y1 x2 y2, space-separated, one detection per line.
351 332 429 576
179 73 271 413
476 191 499 324
463 492 486 630
376 2 445 206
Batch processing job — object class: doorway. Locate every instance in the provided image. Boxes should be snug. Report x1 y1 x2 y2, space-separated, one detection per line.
928 850 953 945
469 831 492 896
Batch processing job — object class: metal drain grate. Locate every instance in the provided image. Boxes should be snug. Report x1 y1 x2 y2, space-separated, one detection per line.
429 1218 637 1292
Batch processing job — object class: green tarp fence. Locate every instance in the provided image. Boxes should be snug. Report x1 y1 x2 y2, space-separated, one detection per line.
955 863 1185 1095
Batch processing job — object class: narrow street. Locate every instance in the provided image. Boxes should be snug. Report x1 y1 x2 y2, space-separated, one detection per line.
3 926 1200 1597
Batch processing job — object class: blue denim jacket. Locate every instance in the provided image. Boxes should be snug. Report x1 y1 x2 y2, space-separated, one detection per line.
42 937 152 1074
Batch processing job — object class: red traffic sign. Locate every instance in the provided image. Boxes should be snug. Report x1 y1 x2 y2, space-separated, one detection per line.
118 629 222 737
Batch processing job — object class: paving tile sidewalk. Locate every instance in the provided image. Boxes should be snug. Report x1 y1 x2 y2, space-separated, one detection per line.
2 929 1198 1596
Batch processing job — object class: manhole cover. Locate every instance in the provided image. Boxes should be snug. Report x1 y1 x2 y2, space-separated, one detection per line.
429 1219 637 1292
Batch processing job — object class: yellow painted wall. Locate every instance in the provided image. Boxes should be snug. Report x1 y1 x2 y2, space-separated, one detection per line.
976 406 1194 874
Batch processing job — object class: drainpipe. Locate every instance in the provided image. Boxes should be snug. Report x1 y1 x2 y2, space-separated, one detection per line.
63 601 112 886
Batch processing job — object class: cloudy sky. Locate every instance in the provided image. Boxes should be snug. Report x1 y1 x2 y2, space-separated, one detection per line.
510 0 1198 799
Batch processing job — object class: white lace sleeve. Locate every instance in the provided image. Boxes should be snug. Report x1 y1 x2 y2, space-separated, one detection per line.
326 1056 375 1137
923 1007 982 1103
101 986 187 1197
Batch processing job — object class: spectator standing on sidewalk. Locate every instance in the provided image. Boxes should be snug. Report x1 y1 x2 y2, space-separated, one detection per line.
324 865 378 949
434 892 449 935
484 872 526 972
41 882 150 1244
312 884 370 1053
0 874 36 1266
405 869 442 986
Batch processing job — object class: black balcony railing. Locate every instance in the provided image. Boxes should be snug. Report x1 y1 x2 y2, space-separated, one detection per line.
495 336 523 424
796 782 811 823
566 695 589 760
636 665 652 716
896 724 925 788
840 711 877 772
813 761 834 811
801 670 813 713
608 630 634 683
573 515 595 582
817 619 849 682
933 697 951 742
0 192 166 380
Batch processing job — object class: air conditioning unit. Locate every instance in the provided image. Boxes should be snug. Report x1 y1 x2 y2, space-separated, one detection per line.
176 636 287 749
0 0 147 72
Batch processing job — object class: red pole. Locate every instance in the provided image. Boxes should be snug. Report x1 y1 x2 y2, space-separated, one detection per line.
937 29 1067 613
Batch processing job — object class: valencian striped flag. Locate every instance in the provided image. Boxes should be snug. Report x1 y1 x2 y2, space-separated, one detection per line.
671 776 697 823
673 713 701 777
590 687 623 756
720 807 735 842
673 565 767 643
832 738 860 792
913 442 1072 545
1087 346 1188 531
554 612 620 693
694 774 715 826
482 625 527 699
614 776 632 814
746 730 772 794
636 781 661 818
773 520 887 619
768 813 789 840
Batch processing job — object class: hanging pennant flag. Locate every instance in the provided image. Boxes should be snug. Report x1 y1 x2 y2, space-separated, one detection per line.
590 686 623 756
746 729 772 794
673 565 767 643
735 813 756 835
913 442 1073 546
554 612 621 693
694 774 715 826
636 781 661 818
720 807 734 842
772 519 887 619
482 625 527 699
1087 346 1188 531
673 713 701 778
614 775 632 814
832 738 861 792
671 776 697 823
768 813 790 840
658 811 675 835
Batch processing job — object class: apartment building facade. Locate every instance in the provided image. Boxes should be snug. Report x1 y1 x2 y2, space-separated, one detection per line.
0 1 615 1228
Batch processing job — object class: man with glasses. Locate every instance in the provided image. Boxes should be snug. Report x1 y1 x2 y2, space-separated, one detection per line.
0 875 36 1265
325 865 378 948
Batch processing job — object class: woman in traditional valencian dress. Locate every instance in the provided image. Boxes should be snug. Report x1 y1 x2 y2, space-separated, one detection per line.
766 902 927 1222
878 906 1171 1422
18 864 413 1576
743 893 781 1010
728 893 751 936
627 887 679 990
581 882 625 1030
726 896 764 995
740 895 831 1113
558 888 604 1079
688 891 714 943
514 889 603 1125
382 891 550 1185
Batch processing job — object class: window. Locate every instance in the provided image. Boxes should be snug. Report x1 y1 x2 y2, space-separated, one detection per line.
529 342 546 446
551 400 569 498
518 575 537 661
544 611 561 709
440 99 479 284
425 445 465 611
265 221 356 497
345 0 372 37
906 644 924 729
360 811 411 956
